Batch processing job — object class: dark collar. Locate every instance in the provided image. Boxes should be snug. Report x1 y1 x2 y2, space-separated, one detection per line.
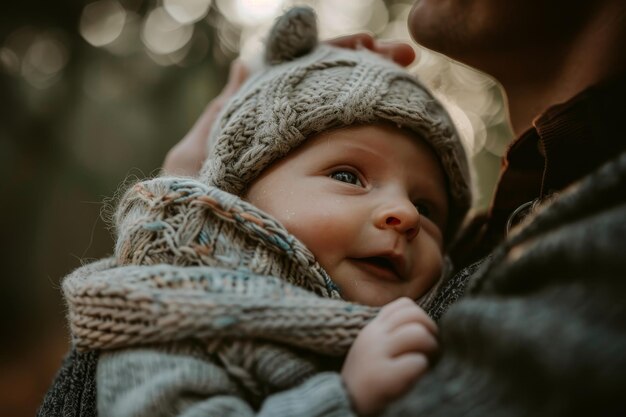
452 73 626 265
491 74 626 231
534 74 626 196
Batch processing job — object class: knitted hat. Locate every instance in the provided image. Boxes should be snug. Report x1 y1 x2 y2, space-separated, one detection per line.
201 7 471 238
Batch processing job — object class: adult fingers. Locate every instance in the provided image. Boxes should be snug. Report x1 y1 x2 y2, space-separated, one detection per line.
325 33 415 67
326 32 375 50
372 40 416 67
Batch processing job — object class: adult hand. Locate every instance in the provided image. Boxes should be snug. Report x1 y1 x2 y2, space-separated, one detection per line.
341 297 438 416
162 35 414 176
162 60 249 176
328 33 416 67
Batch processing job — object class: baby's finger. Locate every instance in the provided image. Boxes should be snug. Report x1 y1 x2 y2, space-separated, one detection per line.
376 297 417 321
384 301 438 335
387 323 438 357
387 353 429 391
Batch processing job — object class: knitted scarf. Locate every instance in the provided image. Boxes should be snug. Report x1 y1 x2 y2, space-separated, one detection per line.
57 177 375 409
64 259 376 356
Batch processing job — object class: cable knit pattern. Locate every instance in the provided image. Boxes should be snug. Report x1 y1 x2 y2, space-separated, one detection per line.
201 7 471 238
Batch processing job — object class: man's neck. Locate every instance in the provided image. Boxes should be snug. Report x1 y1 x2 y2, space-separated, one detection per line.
500 3 626 136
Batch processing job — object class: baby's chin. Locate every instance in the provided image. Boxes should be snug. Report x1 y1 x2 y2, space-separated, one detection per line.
340 285 414 307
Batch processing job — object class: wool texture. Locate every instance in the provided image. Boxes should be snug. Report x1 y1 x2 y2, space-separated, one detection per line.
37 349 98 417
68 177 378 353
41 150 626 417
62 177 376 416
42 7 472 417
114 177 339 298
201 6 471 238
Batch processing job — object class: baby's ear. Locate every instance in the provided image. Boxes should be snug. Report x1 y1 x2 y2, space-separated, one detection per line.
265 7 319 65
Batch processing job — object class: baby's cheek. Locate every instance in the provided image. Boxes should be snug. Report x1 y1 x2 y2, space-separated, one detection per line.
287 204 357 260
290 210 348 249
408 244 444 298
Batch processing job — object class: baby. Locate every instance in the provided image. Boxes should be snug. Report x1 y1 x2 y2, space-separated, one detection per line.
63 7 470 417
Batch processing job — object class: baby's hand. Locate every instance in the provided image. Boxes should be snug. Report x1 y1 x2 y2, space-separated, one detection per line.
341 297 438 416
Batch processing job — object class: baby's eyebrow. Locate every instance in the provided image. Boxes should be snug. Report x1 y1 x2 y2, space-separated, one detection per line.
331 142 387 161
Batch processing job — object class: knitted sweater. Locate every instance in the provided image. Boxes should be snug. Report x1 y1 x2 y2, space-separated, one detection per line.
62 177 381 417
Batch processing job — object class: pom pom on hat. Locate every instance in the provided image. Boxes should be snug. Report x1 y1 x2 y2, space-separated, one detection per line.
265 7 318 65
203 7 472 242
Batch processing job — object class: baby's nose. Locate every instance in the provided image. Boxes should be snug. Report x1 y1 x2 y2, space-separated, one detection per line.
378 202 421 241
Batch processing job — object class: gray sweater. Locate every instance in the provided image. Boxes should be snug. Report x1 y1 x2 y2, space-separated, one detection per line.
97 343 350 417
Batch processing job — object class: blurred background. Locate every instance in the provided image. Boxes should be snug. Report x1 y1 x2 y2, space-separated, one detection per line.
0 0 513 415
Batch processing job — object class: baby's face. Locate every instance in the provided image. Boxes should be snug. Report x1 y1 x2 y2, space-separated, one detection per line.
245 124 448 306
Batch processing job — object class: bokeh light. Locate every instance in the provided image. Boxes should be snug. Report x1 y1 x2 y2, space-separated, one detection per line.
2 27 69 88
1 2 515 415
3 26 38 71
142 7 194 57
24 35 68 88
102 11 142 56
80 0 127 47
317 0 377 37
216 0 285 26
164 0 213 24
0 46 20 75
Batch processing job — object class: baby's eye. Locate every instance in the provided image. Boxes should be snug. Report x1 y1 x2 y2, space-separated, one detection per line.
330 170 363 187
414 202 432 219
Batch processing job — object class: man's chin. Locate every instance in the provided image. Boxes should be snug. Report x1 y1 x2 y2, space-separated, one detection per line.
409 1 461 42
407 0 480 65
408 1 437 47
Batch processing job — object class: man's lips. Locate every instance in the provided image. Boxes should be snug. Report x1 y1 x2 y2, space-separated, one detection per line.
349 255 406 282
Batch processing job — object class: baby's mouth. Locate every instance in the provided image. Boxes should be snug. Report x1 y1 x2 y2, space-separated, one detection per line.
350 256 404 282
